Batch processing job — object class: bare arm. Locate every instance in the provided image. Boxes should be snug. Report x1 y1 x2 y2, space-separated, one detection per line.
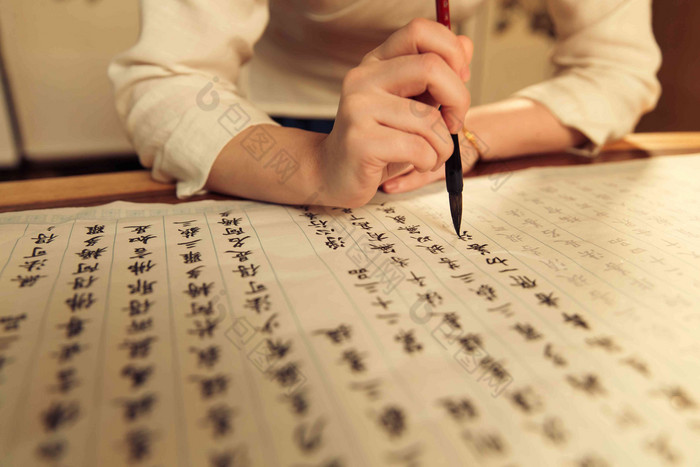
205 125 327 205
381 97 586 193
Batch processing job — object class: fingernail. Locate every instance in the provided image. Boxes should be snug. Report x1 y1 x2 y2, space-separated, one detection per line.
384 181 398 191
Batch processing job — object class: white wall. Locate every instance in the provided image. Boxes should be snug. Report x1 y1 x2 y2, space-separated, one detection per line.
462 0 555 107
0 0 140 161
0 71 18 167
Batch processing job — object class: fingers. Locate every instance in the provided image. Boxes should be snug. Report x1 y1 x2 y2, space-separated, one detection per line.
358 54 470 132
382 134 481 194
383 169 443 194
363 124 440 174
364 17 471 82
458 36 474 81
371 94 453 169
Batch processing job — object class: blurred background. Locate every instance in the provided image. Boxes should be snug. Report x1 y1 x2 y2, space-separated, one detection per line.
0 0 697 181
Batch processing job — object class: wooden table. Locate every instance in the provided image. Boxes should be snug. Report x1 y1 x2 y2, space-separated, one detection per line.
1 132 698 213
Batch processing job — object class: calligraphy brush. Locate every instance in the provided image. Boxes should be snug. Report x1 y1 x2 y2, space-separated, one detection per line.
435 0 463 236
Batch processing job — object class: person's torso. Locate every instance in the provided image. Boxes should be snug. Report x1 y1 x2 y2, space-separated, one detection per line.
244 0 481 117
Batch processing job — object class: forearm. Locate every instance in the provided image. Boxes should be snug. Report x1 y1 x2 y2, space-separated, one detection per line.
205 124 326 205
464 97 586 161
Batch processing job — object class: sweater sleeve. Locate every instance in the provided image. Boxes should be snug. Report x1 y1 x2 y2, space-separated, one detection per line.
513 0 662 156
108 0 278 197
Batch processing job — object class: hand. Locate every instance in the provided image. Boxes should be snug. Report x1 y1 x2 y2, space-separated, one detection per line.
317 17 472 207
381 131 480 193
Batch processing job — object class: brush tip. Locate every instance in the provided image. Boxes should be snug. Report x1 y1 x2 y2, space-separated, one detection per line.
449 193 462 236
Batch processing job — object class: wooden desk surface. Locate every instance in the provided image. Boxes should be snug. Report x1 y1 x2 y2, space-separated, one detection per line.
1 132 699 213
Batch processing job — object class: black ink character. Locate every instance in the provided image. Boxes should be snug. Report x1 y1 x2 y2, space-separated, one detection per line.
544 343 567 367
125 299 154 316
313 324 351 344
259 313 280 334
130 247 152 259
466 243 490 255
438 397 478 421
512 322 543 341
370 243 396 254
32 233 57 244
451 273 475 284
65 292 96 312
128 279 157 296
209 446 250 467
223 227 245 236
235 264 260 277
179 226 201 239
124 225 151 234
129 235 157 245
120 337 157 359
36 440 67 462
566 373 606 396
372 296 392 309
84 235 102 247
340 348 366 373
0 313 27 332
294 418 326 453
12 274 46 288
75 247 107 260
324 237 345 250
86 224 105 235
54 342 84 362
419 244 444 255
535 292 559 308
462 430 507 457
271 362 303 389
184 282 214 298
58 316 88 339
70 275 97 290
127 318 153 334
562 313 590 330
226 249 252 261
378 405 406 437
227 236 250 248
438 257 460 270
398 225 420 235
281 389 309 416
119 393 156 421
189 318 221 338
53 368 79 393
417 291 442 307
121 364 153 388
186 265 204 279
458 334 483 354
42 401 80 432
124 428 154 462
182 251 203 264
189 300 215 317
266 338 291 359
244 295 271 314
475 284 497 301
19 259 47 272
204 403 236 437
190 345 221 368
509 386 543 414
127 260 156 276
394 329 423 354
73 262 99 274
191 374 229 399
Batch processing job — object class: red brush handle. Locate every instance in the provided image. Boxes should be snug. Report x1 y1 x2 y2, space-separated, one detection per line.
435 0 451 29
